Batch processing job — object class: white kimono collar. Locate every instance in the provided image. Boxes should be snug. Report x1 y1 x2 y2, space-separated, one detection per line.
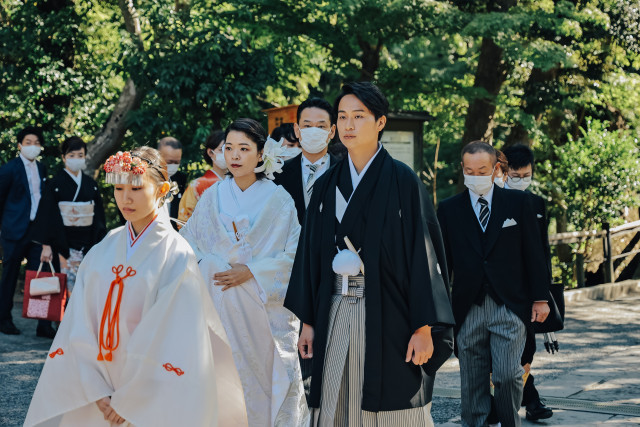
126 215 159 260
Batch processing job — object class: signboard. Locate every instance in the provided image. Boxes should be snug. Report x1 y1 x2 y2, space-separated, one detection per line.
381 130 415 170
263 105 298 134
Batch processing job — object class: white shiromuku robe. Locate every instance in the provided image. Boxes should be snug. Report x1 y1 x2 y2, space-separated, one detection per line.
180 178 309 427
25 217 247 427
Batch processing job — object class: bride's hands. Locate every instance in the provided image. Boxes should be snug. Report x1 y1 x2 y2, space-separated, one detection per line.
213 264 254 291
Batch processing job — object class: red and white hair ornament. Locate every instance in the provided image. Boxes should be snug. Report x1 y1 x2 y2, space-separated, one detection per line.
103 151 147 186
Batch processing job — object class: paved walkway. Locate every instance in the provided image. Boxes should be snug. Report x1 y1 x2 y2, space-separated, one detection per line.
1 292 639 426
433 292 640 425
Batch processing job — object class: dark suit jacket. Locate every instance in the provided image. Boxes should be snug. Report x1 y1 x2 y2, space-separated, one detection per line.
528 192 553 285
273 152 338 225
437 186 549 332
0 157 47 241
168 170 187 230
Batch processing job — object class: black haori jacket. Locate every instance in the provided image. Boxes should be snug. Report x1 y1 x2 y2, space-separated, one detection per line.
284 147 455 412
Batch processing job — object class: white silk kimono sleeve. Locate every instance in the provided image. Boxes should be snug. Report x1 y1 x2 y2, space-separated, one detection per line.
246 203 301 304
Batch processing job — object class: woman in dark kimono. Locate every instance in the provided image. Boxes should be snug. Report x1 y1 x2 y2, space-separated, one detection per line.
34 137 106 292
284 82 455 426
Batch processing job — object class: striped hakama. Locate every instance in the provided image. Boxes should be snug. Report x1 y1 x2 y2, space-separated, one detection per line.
311 274 434 427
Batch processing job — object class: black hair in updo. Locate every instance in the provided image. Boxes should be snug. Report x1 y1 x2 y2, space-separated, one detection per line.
224 118 267 180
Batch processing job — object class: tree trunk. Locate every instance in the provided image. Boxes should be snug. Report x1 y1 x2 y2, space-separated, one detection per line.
85 0 145 176
357 36 382 81
456 37 510 190
460 37 509 147
503 67 559 148
85 78 143 175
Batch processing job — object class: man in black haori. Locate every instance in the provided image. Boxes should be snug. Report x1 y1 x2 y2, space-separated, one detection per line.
285 82 455 426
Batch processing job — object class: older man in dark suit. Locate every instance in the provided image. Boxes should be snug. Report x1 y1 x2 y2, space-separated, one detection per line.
0 127 56 337
437 141 550 427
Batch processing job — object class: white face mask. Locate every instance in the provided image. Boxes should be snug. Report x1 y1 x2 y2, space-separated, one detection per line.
213 152 227 170
299 127 330 154
464 174 494 196
494 175 505 188
65 158 86 173
21 145 42 161
166 164 179 177
508 176 532 191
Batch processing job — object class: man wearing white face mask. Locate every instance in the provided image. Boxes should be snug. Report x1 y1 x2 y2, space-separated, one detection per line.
273 97 339 404
502 143 554 422
0 127 57 337
32 136 106 296
437 141 550 427
274 98 339 227
157 137 187 230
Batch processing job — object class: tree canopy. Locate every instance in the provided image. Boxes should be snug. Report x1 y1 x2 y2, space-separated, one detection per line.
1 0 639 248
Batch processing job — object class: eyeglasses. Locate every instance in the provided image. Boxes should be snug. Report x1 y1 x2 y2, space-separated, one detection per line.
508 176 532 183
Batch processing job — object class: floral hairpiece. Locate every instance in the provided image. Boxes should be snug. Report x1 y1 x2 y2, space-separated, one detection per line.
254 137 301 180
103 151 147 186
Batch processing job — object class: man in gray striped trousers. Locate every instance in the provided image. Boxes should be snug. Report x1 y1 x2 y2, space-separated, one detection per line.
437 141 550 427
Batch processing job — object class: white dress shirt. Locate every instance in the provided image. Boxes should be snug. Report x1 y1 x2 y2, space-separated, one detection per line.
468 184 495 231
301 153 330 184
20 153 41 220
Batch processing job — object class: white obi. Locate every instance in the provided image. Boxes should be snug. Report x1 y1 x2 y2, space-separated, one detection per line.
58 201 94 227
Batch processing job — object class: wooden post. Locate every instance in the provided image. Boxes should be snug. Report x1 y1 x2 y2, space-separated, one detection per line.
576 252 585 288
603 223 615 283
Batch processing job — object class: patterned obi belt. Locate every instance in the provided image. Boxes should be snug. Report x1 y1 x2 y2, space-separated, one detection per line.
333 274 365 303
58 201 95 227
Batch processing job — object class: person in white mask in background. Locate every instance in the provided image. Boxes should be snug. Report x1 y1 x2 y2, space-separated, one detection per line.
273 97 339 403
157 136 187 230
437 141 550 427
0 127 57 338
178 131 226 226
33 136 106 295
501 143 554 422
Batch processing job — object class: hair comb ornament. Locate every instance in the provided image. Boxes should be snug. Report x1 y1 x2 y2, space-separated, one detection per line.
103 151 148 186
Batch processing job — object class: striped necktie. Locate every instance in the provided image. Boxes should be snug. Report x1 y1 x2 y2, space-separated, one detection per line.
478 197 490 230
306 163 318 198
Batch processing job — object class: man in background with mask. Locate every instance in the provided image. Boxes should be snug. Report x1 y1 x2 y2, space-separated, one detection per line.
157 136 186 230
274 97 339 403
0 126 56 337
502 143 554 422
275 97 339 227
437 141 550 427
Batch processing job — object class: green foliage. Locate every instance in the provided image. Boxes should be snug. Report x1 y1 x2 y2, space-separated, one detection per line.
540 118 640 233
0 1 118 168
2 0 640 243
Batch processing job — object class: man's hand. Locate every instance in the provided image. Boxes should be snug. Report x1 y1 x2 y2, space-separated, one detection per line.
531 301 550 323
213 264 254 291
96 397 125 425
405 325 434 365
298 323 314 359
40 245 53 263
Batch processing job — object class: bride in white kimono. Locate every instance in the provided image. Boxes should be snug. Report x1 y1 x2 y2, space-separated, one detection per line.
180 118 309 426
25 147 247 427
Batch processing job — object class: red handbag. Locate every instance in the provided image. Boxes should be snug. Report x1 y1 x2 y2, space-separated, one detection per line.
22 263 68 322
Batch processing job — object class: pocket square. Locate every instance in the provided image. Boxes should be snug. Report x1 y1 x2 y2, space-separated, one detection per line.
502 218 517 228
536 214 543 219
